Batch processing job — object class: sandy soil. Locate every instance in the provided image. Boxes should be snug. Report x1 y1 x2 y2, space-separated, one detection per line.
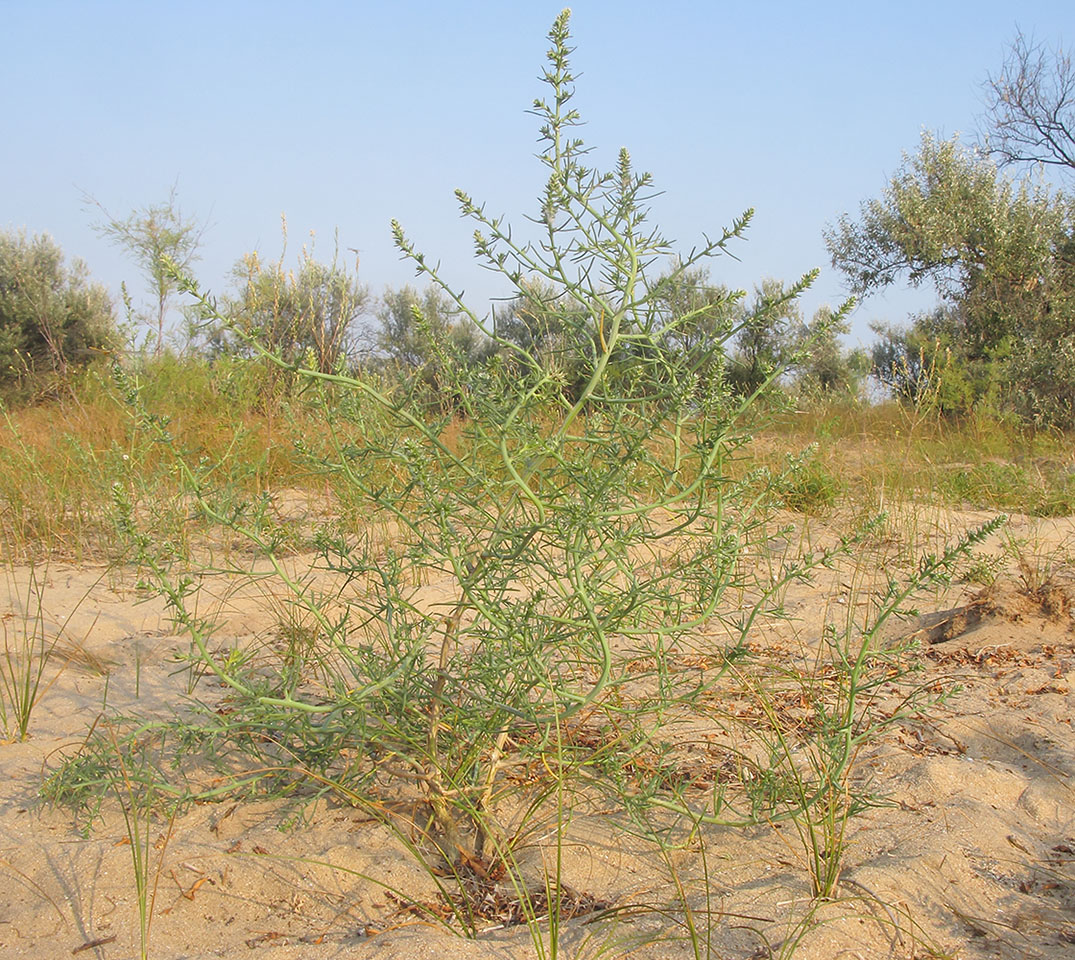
1 507 1073 959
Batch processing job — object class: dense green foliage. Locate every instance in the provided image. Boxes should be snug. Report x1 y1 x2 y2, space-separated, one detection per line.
827 133 1075 424
0 230 115 391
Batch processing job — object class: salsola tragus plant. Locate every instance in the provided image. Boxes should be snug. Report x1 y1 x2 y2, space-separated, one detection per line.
62 9 846 923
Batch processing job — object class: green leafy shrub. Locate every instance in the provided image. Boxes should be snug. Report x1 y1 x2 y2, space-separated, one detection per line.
0 230 115 393
828 133 1075 426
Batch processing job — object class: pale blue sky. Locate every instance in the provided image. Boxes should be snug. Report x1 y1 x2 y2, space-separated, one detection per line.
3 1 1073 345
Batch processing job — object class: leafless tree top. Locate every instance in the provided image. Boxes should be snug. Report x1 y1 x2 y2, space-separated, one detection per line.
982 31 1075 177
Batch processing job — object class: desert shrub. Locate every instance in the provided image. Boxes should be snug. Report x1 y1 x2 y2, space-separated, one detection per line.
374 284 494 410
0 230 115 393
213 242 368 389
48 13 1001 945
107 10 810 868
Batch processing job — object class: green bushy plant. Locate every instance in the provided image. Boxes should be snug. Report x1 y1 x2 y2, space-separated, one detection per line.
0 230 115 393
828 132 1075 426
219 235 368 382
49 13 995 953
121 9 823 879
196 2 771 813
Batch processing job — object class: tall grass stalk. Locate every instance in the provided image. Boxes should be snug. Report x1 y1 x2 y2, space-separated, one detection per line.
105 725 178 960
1 561 65 741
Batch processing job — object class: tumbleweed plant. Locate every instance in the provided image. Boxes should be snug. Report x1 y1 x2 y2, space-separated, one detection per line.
60 10 900 945
762 518 1003 900
155 7 813 855
615 515 1002 958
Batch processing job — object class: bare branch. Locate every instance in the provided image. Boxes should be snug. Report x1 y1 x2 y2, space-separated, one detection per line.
981 30 1075 176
